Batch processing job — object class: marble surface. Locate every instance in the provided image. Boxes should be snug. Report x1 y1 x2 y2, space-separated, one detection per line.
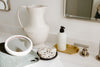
0 32 100 67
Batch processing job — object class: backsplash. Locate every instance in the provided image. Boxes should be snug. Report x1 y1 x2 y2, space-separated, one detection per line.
0 0 100 44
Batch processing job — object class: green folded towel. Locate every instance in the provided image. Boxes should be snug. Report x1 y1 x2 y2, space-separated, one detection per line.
0 42 40 67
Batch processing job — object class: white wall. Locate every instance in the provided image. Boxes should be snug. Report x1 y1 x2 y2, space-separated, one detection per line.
0 0 100 43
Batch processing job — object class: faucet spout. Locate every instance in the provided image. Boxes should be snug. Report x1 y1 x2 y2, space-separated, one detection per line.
98 43 100 57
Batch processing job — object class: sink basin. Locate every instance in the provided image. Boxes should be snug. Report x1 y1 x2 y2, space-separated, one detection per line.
24 56 83 67
24 56 64 67
24 60 83 67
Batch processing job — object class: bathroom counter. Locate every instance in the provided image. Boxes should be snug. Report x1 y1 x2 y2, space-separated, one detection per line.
0 32 100 67
47 34 100 67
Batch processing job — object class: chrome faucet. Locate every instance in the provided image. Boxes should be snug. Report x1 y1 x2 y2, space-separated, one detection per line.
80 48 89 57
96 42 100 61
74 43 89 57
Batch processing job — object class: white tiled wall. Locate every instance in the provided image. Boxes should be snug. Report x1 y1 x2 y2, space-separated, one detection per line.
0 0 100 44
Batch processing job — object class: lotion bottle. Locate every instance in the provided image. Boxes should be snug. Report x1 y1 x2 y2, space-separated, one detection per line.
57 26 67 51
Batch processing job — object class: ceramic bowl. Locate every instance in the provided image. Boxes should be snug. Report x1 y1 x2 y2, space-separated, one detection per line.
5 35 33 56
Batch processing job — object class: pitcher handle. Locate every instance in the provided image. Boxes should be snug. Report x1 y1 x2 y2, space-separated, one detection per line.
17 6 26 29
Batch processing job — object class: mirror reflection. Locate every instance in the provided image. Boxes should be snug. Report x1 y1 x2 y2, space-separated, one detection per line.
64 0 100 20
0 0 10 11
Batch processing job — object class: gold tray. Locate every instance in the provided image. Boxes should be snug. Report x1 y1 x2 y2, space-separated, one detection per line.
54 44 79 54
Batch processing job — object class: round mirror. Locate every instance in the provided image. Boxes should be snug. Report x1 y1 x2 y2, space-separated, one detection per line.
5 35 33 56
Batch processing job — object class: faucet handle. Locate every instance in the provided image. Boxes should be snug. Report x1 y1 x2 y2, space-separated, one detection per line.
74 43 89 57
96 50 100 61
80 48 89 57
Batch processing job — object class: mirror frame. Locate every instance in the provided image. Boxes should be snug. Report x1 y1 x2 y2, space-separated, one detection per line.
63 0 66 18
63 0 100 22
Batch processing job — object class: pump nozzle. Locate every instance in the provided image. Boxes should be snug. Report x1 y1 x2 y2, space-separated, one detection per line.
60 26 65 33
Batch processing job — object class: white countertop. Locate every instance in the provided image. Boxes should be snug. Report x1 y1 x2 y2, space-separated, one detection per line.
0 32 100 67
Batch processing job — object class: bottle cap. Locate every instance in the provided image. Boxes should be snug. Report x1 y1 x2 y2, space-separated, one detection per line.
60 26 65 33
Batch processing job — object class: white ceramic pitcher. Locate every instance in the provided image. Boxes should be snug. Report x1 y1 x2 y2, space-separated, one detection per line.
17 5 49 48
